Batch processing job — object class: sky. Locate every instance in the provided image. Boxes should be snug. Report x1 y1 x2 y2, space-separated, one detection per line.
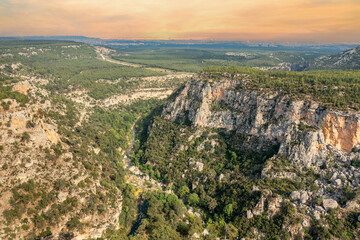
0 0 359 43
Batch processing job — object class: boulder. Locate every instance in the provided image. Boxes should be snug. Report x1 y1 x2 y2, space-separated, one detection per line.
345 201 359 211
246 210 253 219
290 191 301 201
299 191 310 204
334 178 342 187
252 195 265 216
290 191 309 204
195 161 204 172
313 210 321 220
323 198 339 210
218 174 225 181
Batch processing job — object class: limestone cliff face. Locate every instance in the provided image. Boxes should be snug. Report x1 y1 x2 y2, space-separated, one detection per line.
322 113 360 152
162 79 360 167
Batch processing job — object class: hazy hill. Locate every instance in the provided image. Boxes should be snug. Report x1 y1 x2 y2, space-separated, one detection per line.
0 36 357 52
310 46 360 70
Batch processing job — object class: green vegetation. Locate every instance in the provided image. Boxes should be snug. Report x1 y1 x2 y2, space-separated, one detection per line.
130 116 316 238
34 97 164 236
351 158 360 168
309 46 360 70
130 106 359 239
305 210 360 239
0 39 169 237
111 47 327 72
1 39 359 239
133 191 187 239
0 74 29 106
203 66 360 110
0 40 165 100
42 58 165 99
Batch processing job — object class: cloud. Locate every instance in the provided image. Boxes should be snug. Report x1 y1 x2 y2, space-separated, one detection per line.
0 0 359 42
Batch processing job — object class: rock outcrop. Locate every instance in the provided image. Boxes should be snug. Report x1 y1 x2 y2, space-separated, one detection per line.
159 75 360 238
162 78 360 169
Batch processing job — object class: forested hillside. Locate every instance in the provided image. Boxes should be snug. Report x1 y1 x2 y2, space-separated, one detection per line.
110 47 328 72
202 66 360 110
0 40 190 239
129 68 360 239
309 46 360 70
1 40 360 239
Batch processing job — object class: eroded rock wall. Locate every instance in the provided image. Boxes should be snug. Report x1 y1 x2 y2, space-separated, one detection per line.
162 79 360 167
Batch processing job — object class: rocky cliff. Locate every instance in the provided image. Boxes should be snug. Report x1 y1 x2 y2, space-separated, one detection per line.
157 73 360 238
163 76 360 165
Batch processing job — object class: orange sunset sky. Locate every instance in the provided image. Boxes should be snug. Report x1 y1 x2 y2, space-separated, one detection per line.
0 0 359 43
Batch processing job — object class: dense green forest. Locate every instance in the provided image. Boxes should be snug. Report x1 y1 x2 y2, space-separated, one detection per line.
129 116 359 239
0 40 165 100
111 47 327 72
0 40 171 238
202 66 360 110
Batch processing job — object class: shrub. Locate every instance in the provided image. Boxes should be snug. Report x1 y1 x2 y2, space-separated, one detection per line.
21 224 30 230
351 158 360 168
26 120 35 128
77 181 85 189
178 185 190 197
66 217 82 230
187 193 200 206
21 132 31 142
327 187 334 193
54 179 68 191
2 163 8 170
3 208 23 224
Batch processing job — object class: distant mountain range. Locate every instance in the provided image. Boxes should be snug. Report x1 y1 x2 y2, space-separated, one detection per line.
309 46 360 70
0 35 357 52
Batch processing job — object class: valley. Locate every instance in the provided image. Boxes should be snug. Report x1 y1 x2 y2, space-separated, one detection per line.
0 39 359 239
0 40 190 239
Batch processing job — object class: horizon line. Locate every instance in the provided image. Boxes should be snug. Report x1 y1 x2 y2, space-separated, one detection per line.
0 35 359 45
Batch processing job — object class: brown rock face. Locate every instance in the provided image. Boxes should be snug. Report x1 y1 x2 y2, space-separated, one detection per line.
43 124 59 144
211 87 225 100
12 81 31 94
12 117 27 129
323 113 360 152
